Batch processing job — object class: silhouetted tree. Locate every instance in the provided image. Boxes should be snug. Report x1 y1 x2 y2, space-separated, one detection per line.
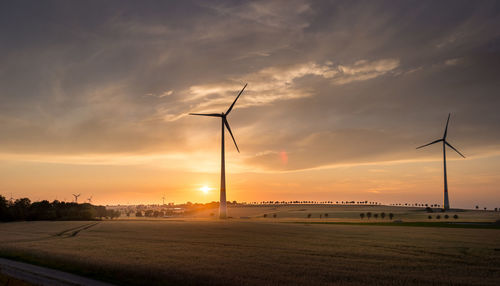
475 205 479 209
373 213 378 219
444 214 449 219
428 215 432 219
436 215 441 219
135 211 143 217
307 213 311 218
380 212 386 219
360 213 365 219
389 213 394 220
273 213 277 218
0 195 9 221
366 212 372 219
263 214 267 218
324 213 329 218
453 214 458 219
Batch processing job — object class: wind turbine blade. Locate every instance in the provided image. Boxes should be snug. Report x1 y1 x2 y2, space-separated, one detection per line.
226 83 247 115
224 118 239 153
416 139 443 149
443 113 451 139
445 141 466 158
189 113 222 117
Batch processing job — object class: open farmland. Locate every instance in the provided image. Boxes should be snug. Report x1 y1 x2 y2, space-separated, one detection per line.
0 206 499 286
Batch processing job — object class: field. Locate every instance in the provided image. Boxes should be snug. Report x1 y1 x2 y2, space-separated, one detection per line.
0 206 499 286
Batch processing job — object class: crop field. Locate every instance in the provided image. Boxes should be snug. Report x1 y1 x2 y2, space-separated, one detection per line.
0 206 499 286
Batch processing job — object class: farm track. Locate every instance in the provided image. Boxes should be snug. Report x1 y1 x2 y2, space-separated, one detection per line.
1 222 100 244
55 222 100 238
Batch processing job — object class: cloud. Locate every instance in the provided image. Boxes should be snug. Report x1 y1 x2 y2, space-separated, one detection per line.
179 58 399 116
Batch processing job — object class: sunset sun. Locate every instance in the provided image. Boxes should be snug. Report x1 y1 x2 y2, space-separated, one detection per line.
200 186 211 194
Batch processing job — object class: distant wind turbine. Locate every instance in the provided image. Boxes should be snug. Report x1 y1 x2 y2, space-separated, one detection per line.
189 83 247 219
87 196 93 204
73 193 81 204
416 113 465 210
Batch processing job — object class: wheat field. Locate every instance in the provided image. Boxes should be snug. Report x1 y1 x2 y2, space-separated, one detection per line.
0 207 499 285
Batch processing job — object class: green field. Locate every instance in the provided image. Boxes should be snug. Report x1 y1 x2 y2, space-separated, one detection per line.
0 206 499 285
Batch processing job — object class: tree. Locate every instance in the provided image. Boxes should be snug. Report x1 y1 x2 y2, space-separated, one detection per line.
444 214 449 219
389 213 394 220
324 213 328 218
360 213 365 219
263 214 267 218
373 213 378 219
11 198 31 220
380 212 386 219
135 211 143 217
428 215 432 219
273 213 277 218
436 215 441 219
307 213 311 218
453 214 458 219
366 212 372 219
475 205 479 209
0 195 9 221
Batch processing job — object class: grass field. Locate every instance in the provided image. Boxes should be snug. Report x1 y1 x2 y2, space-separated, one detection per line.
0 206 499 286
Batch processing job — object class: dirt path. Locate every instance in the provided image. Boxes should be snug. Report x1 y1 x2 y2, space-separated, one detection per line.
0 258 114 286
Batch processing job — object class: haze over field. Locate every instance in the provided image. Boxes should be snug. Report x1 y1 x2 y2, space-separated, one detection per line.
0 1 499 207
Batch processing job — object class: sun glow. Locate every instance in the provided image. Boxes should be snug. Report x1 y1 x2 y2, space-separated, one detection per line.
200 186 211 194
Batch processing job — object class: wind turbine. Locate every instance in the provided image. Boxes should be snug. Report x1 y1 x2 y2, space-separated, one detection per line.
189 83 247 219
87 196 93 204
162 195 165 206
416 113 465 210
72 193 81 204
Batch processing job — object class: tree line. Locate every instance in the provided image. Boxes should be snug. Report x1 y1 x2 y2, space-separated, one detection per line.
0 195 119 221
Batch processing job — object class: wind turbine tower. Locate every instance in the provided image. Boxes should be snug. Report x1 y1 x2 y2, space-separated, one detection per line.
190 84 247 219
73 193 81 204
87 196 93 204
417 113 465 210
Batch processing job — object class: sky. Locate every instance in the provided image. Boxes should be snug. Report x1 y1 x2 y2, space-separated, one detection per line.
0 0 499 208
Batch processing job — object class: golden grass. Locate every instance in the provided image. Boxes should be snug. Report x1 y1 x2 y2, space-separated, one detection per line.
1 208 500 286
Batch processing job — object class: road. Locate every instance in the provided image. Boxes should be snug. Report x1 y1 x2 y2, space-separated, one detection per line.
0 257 114 286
